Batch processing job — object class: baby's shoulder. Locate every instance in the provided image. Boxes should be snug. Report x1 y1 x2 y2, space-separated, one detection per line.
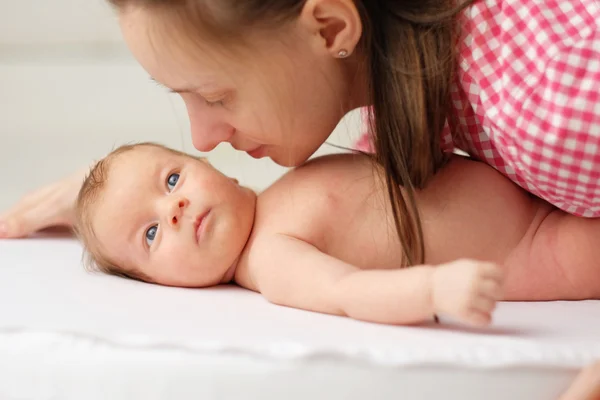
254 153 377 238
279 153 376 187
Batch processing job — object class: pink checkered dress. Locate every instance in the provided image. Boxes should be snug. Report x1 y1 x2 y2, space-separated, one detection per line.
357 0 600 217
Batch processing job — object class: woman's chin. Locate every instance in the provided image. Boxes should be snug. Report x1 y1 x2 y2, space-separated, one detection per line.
270 151 312 168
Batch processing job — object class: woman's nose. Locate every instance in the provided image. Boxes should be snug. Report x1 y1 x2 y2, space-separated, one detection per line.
185 101 235 152
164 197 189 227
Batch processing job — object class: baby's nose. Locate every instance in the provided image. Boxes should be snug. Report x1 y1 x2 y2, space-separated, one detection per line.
166 198 189 226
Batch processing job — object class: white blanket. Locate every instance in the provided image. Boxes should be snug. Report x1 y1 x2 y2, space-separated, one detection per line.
1 235 599 400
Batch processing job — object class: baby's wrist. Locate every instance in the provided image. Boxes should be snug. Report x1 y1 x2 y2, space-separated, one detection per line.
428 265 442 319
430 263 451 317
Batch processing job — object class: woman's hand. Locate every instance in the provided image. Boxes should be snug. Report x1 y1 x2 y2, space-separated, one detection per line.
559 360 600 400
0 167 88 238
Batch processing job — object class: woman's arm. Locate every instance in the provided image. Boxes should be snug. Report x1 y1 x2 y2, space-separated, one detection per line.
0 167 88 238
559 361 600 400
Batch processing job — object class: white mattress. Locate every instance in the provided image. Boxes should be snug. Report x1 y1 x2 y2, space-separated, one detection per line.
1 235 599 400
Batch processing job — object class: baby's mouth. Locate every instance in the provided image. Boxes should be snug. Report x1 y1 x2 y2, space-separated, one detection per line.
194 210 211 243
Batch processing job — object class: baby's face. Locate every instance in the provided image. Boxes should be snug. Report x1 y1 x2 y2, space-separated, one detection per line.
91 146 256 287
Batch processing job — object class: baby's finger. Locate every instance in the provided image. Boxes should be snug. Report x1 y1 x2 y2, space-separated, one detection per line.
464 309 492 327
479 279 504 300
471 296 497 314
481 263 505 282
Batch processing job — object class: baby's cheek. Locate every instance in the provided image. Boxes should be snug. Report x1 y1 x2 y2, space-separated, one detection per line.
148 255 195 287
153 243 190 274
182 245 211 276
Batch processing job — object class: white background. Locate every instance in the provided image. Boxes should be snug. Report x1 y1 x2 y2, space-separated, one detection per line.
0 0 363 212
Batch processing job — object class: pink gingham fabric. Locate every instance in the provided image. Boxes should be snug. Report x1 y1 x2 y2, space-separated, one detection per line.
357 0 600 217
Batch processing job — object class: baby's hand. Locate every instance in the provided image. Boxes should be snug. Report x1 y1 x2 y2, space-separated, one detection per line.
432 259 505 327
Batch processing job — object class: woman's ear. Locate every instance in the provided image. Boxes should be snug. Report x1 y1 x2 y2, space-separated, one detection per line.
299 0 362 59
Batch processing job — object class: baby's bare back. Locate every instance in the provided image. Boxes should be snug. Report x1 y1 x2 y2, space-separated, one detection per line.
251 153 599 301
254 153 404 271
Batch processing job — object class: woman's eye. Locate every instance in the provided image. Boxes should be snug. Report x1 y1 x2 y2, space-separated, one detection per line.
145 225 158 247
205 99 224 107
167 173 180 191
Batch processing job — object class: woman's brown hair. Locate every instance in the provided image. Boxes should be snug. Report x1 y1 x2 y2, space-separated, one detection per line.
107 0 473 266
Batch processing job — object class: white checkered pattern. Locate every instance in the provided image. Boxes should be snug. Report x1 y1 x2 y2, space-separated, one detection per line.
357 0 600 217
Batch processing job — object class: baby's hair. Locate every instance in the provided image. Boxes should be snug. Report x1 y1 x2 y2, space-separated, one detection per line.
74 142 200 282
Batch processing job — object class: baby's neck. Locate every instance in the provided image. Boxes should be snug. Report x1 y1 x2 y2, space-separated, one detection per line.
227 196 259 285
220 263 238 284
223 198 261 290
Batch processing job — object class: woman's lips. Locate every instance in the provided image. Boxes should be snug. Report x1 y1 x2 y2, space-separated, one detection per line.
195 210 211 243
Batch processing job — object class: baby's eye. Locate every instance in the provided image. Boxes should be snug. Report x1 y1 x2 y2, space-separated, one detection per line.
167 173 180 191
145 225 158 247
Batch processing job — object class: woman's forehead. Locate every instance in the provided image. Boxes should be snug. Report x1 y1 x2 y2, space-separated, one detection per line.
118 6 231 91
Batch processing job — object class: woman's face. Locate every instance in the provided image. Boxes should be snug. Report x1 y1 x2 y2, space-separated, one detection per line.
118 6 356 167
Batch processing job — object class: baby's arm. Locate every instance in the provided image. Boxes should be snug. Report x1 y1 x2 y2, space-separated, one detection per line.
246 234 504 326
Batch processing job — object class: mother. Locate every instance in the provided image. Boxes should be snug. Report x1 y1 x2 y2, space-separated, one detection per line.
2 0 599 396
4 0 599 264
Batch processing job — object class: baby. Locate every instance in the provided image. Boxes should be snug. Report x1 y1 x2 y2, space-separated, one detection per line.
75 142 600 327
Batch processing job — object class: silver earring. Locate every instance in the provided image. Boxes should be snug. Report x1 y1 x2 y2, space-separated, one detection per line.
337 49 349 58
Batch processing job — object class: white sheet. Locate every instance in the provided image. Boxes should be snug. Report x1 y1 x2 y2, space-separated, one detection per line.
1 235 599 400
